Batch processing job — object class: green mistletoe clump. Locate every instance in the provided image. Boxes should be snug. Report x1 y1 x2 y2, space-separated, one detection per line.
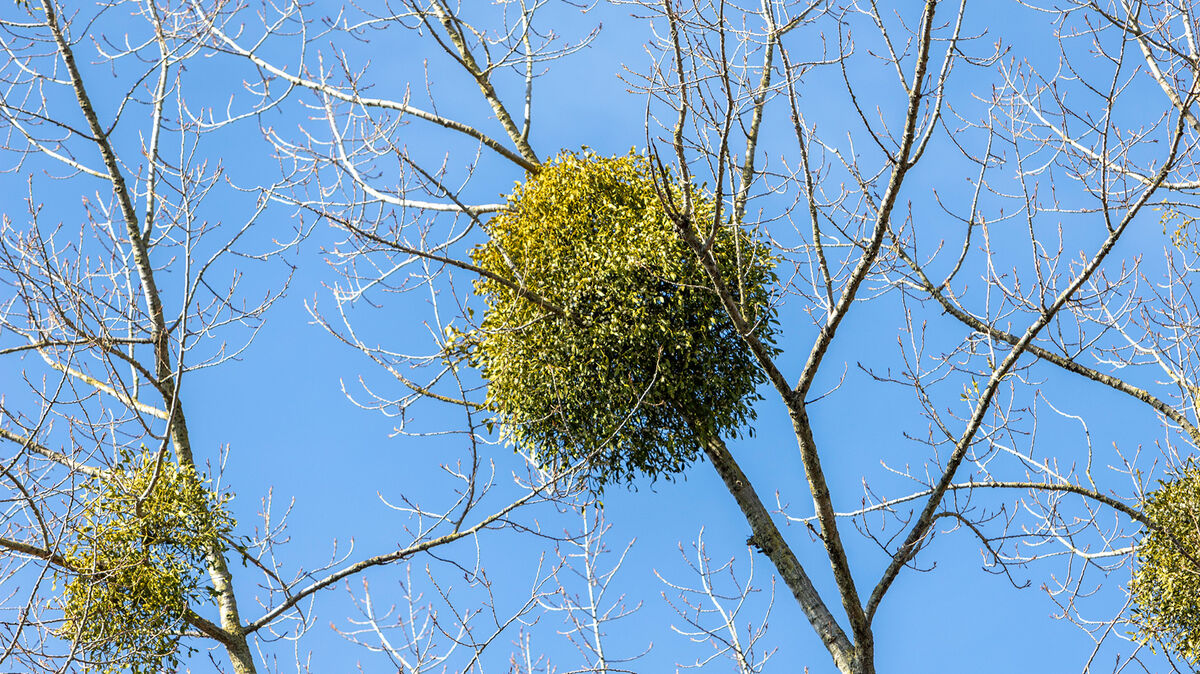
58 448 234 674
1130 463 1200 665
469 150 777 488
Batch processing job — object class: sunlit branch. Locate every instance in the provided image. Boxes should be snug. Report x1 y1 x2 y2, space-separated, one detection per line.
0 427 104 478
193 3 540 173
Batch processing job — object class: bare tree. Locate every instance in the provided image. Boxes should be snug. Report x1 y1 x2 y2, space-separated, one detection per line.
0 1 582 672
658 530 777 673
5 0 1200 673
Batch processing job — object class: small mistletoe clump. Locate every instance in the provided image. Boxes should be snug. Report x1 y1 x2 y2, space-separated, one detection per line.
470 150 777 488
1130 463 1200 665
58 448 234 674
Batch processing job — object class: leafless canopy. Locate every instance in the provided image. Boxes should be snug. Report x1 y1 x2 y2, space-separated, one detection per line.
3 0 1200 672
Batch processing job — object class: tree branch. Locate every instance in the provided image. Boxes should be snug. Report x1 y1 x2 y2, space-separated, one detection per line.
698 433 858 673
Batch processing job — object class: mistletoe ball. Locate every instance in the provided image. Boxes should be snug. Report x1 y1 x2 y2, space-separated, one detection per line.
470 151 777 488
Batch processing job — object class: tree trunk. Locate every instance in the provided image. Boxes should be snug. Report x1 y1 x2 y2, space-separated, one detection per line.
225 637 257 674
698 433 867 674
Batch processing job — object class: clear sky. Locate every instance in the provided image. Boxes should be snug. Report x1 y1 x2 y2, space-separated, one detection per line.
0 1 1187 673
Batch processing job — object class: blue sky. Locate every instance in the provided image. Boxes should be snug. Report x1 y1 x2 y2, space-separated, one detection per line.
0 1 1187 672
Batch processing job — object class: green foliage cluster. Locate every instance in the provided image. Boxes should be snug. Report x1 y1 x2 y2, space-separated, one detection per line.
469 150 777 488
1160 207 1198 250
1130 464 1200 665
58 448 234 674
